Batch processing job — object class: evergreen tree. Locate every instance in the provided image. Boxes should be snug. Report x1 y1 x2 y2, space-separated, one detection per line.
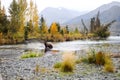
90 17 95 33
9 0 20 33
0 6 10 35
56 23 61 32
65 25 69 34
40 16 48 34
95 11 100 29
74 27 79 33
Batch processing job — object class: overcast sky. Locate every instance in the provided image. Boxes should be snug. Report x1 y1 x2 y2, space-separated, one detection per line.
1 0 120 13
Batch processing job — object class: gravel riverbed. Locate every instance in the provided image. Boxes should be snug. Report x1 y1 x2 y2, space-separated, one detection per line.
0 48 120 80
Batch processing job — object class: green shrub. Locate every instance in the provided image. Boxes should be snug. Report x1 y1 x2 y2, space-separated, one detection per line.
54 62 62 68
80 57 89 63
75 58 82 64
87 49 96 64
94 27 110 39
21 51 43 59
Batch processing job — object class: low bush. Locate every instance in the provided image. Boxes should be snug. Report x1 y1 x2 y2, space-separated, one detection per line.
75 58 82 64
94 27 110 39
86 49 96 64
54 62 62 68
21 51 43 59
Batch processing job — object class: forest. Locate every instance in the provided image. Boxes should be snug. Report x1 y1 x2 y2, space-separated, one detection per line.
0 0 115 44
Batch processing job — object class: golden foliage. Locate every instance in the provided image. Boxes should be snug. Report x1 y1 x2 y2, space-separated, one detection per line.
50 22 58 34
0 33 4 44
33 4 39 34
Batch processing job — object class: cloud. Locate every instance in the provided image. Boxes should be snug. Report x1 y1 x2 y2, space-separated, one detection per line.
1 0 120 14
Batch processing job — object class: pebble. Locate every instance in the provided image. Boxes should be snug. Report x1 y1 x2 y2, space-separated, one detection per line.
0 74 3 80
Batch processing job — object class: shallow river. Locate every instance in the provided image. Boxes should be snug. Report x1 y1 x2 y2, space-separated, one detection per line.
0 36 120 58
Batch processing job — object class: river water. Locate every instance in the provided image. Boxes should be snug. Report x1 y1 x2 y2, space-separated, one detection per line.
0 36 120 58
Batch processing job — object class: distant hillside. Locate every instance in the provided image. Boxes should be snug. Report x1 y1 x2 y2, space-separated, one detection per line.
40 7 87 26
64 1 120 36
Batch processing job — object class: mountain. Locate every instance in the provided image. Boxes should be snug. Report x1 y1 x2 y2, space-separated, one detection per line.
40 7 87 26
64 1 120 35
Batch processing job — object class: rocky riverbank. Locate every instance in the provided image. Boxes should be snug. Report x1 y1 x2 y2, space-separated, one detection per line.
0 48 120 80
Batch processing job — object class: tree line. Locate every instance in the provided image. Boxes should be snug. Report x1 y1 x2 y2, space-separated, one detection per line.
0 0 115 44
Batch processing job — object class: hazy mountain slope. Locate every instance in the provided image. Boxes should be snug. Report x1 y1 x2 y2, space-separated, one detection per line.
100 6 120 22
64 1 120 35
64 1 120 25
40 7 87 26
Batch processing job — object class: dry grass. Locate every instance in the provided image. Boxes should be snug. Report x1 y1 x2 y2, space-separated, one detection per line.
104 55 115 73
95 51 105 65
61 52 76 72
104 63 114 73
35 64 40 72
35 64 47 73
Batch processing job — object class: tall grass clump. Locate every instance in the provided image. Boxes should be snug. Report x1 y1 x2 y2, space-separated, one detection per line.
80 49 114 72
60 52 76 72
104 55 114 72
95 51 105 65
35 64 40 72
81 49 96 64
81 49 107 65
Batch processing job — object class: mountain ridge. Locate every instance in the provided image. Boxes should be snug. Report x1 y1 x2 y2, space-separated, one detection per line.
39 7 87 26
63 1 120 35
64 1 120 25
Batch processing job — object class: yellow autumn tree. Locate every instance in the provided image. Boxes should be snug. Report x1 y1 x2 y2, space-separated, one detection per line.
26 0 39 37
18 0 27 40
50 22 58 34
26 0 34 37
33 3 39 33
29 0 34 21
